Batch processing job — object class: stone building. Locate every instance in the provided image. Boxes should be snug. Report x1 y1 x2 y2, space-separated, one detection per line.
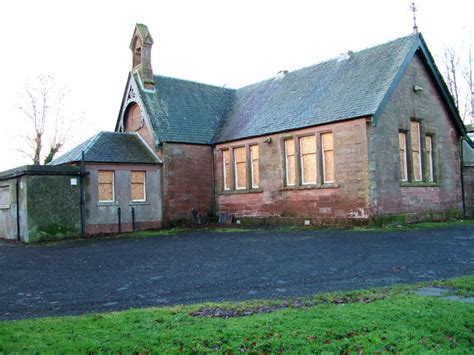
1 24 472 242
113 24 470 226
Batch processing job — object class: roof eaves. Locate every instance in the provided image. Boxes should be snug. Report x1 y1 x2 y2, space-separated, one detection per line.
372 35 421 126
133 132 163 164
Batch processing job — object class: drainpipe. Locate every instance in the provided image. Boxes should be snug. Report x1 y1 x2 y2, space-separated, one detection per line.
460 137 466 216
118 207 122 233
16 179 20 242
80 151 86 238
211 147 217 221
131 206 135 231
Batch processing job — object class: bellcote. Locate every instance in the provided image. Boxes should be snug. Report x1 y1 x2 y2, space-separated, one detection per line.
130 24 155 90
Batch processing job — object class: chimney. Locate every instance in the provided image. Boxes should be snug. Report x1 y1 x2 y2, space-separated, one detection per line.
130 24 155 90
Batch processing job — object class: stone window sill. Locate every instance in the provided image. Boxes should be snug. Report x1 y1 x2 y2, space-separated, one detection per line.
219 188 263 195
279 183 339 192
129 201 149 206
400 182 439 188
97 202 118 207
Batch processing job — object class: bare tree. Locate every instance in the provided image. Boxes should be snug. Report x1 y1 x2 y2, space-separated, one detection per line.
444 48 461 109
19 75 74 165
442 41 473 124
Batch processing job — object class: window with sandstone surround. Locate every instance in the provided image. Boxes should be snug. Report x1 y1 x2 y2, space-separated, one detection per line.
98 171 114 202
285 138 296 186
299 135 317 184
234 147 247 190
223 149 231 190
321 133 334 183
399 131 408 181
410 121 422 181
250 145 259 188
425 135 434 182
131 171 146 202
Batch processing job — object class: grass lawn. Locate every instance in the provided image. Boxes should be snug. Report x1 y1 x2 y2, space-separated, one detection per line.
1 276 473 353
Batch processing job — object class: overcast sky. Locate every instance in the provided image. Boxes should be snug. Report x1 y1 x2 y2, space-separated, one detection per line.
0 0 472 171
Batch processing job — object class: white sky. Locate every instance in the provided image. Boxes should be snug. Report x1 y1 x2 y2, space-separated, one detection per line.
0 0 472 171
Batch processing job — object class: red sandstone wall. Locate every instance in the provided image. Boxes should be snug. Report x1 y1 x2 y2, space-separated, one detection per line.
367 53 462 216
215 119 370 221
162 143 215 223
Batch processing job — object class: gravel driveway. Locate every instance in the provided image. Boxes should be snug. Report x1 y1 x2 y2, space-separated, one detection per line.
1 225 473 320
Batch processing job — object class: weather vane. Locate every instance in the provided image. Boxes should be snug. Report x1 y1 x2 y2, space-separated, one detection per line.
410 2 419 34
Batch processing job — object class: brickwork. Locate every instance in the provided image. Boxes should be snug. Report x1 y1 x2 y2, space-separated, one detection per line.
162 143 215 223
215 119 370 222
368 53 462 217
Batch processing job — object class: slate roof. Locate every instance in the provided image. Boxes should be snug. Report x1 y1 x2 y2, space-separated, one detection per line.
135 74 234 144
49 132 161 165
215 34 419 142
128 32 465 144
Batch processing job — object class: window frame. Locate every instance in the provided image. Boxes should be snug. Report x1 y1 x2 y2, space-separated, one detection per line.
222 149 231 191
425 134 434 182
410 120 423 182
399 131 409 182
321 132 334 184
299 135 317 185
130 171 147 202
284 138 296 186
250 144 260 189
282 131 335 188
98 170 115 203
233 146 247 190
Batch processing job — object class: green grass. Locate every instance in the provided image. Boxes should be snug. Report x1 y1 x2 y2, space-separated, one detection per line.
1 276 473 353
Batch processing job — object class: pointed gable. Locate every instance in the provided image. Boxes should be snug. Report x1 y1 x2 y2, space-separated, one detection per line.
118 31 466 145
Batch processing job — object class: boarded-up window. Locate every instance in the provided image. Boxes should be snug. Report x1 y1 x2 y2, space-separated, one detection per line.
234 147 247 189
321 133 334 183
131 171 146 201
98 171 114 202
0 186 10 207
426 135 434 182
399 132 408 181
285 138 296 186
300 135 317 184
223 150 231 190
411 121 422 181
250 145 259 188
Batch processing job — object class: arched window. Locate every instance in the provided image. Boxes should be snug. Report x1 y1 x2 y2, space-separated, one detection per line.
124 103 142 132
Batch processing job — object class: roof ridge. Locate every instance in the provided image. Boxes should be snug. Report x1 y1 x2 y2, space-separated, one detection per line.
154 74 236 91
236 33 420 92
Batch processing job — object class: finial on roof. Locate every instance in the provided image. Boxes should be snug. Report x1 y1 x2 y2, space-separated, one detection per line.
410 2 419 34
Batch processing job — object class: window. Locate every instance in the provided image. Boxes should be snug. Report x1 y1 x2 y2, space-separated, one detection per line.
284 132 335 187
0 186 10 208
250 145 259 188
399 132 408 181
300 136 317 184
98 171 114 202
131 171 146 202
321 133 334 183
285 138 296 186
234 147 247 190
410 121 422 181
223 149 231 190
425 135 434 182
